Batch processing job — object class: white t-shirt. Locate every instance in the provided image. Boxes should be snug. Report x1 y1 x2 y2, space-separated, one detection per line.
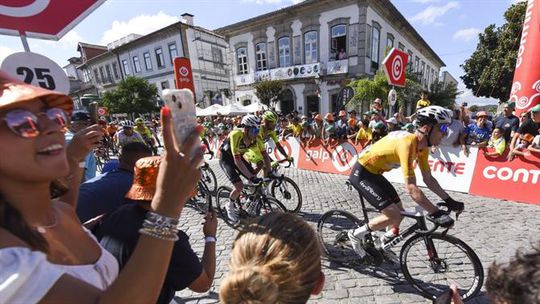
0 229 118 303
440 120 464 146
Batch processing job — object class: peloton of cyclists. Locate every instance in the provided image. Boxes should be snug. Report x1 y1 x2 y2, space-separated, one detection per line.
347 105 465 258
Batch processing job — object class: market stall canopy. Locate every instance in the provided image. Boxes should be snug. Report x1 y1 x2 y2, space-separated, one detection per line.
218 103 250 116
197 104 223 116
244 102 268 113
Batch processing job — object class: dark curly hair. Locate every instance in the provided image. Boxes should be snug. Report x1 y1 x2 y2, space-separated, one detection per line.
485 243 540 304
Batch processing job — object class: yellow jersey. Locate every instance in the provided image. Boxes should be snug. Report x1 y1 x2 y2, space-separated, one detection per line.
357 131 430 178
416 98 431 109
228 129 264 156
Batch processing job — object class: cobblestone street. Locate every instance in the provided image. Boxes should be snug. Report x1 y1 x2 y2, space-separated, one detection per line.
173 160 540 304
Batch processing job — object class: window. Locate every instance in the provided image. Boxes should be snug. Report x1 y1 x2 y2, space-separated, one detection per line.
105 65 112 83
93 69 100 84
421 61 426 84
371 23 381 64
112 62 119 79
211 46 224 69
255 43 267 71
83 69 91 83
414 56 420 74
132 56 141 73
122 59 130 75
237 47 248 75
161 81 170 90
304 31 318 64
168 43 178 64
331 24 347 60
386 33 394 49
143 52 152 70
398 42 405 51
407 50 413 71
155 48 164 68
278 37 291 67
99 67 105 83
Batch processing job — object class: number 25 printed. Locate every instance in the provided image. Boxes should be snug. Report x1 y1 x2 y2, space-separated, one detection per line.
16 67 56 90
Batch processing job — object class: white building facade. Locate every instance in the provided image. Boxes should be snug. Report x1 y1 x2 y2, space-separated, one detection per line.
216 0 445 115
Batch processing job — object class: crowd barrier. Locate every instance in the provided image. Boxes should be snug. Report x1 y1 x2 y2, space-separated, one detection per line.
206 136 539 205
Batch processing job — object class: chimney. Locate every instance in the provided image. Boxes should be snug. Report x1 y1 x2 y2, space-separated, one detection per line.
181 13 194 26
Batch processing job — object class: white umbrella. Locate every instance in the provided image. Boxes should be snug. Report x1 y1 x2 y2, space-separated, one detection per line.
219 103 250 116
197 104 224 116
244 102 268 113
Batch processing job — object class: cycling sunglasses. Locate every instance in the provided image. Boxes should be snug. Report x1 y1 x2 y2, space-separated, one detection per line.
249 127 260 136
3 108 68 138
438 123 449 134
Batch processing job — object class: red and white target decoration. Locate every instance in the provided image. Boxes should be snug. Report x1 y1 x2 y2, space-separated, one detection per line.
382 48 409 87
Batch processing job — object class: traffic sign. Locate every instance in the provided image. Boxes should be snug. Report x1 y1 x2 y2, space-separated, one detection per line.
1 52 69 94
174 57 196 98
382 48 409 87
388 89 397 106
337 86 355 106
98 107 108 116
0 0 106 40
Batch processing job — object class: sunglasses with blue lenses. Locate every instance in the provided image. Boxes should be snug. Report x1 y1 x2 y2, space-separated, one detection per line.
249 127 260 136
439 123 449 134
3 108 68 138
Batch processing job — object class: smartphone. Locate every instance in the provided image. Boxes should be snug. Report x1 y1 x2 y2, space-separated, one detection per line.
162 88 200 148
433 289 452 304
89 102 99 124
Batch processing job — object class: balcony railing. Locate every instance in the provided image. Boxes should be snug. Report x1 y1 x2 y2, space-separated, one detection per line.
234 63 321 86
326 59 349 75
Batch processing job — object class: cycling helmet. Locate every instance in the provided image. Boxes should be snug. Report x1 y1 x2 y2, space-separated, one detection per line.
262 111 278 123
121 120 135 128
241 114 261 128
135 117 144 124
415 105 452 127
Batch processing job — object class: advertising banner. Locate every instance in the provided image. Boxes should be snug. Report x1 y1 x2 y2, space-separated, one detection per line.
509 0 540 115
173 57 195 96
469 151 540 205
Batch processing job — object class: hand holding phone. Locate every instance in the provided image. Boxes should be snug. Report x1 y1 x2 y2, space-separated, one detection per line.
89 102 99 125
162 89 199 148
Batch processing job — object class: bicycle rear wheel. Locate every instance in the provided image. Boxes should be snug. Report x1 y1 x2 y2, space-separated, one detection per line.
255 196 287 216
400 233 484 301
317 210 366 264
270 177 302 213
215 186 238 227
201 165 218 193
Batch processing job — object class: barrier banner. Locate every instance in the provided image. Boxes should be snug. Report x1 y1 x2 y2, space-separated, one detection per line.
296 139 361 174
469 151 540 205
383 146 478 193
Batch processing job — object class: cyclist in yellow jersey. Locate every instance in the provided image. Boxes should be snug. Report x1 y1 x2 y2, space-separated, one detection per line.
219 114 272 223
347 106 465 258
134 118 157 155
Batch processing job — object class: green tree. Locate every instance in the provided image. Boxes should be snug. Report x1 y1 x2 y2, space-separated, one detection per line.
254 80 283 106
101 76 159 115
469 105 479 113
428 81 461 108
460 1 526 102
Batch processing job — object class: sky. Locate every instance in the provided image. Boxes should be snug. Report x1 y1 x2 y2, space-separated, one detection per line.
0 0 526 105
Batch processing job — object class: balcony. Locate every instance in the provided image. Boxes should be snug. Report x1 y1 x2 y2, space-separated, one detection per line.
233 63 321 86
326 59 349 75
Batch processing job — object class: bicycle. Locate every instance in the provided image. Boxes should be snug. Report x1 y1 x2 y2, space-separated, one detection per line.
268 159 302 213
94 145 110 172
317 181 484 302
215 178 287 228
188 179 212 214
200 162 217 194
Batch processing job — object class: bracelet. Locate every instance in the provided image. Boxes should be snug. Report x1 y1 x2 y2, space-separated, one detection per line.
138 212 179 242
204 236 217 243
78 161 86 168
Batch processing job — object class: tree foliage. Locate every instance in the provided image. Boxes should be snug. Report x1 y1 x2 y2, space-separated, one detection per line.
101 76 159 115
460 1 526 102
254 80 283 106
428 81 460 108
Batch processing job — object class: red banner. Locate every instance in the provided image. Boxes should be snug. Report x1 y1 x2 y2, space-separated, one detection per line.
173 57 195 97
510 0 540 115
469 150 540 204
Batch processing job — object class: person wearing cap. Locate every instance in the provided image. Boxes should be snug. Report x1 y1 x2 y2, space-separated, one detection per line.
402 123 415 133
336 110 349 140
494 102 519 143
76 142 152 223
386 117 400 132
64 110 100 181
322 113 336 145
95 156 217 304
507 104 540 160
309 114 324 145
368 110 386 132
465 111 492 147
370 98 386 118
350 119 372 147
416 90 431 110
115 120 145 150
0 71 203 302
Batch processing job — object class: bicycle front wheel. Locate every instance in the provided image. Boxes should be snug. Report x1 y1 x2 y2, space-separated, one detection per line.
270 177 302 213
215 186 238 228
255 196 287 216
400 233 484 301
317 210 366 263
191 181 211 214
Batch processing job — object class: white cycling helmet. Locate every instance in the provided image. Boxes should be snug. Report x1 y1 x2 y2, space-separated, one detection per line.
415 106 452 126
241 114 261 128
121 120 135 128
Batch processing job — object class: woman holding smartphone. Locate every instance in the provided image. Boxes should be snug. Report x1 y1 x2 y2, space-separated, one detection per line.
0 71 202 303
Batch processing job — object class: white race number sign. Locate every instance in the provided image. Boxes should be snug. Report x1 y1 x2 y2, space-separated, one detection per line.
1 52 70 94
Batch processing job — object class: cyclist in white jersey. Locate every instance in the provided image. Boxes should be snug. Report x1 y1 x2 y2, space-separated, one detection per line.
115 120 145 149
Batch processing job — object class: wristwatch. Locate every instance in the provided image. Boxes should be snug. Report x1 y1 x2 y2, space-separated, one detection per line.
204 235 217 243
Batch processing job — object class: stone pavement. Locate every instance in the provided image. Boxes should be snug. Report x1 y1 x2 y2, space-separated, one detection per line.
172 160 540 304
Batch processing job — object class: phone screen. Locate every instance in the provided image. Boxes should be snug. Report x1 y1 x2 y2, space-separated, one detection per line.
89 102 99 124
